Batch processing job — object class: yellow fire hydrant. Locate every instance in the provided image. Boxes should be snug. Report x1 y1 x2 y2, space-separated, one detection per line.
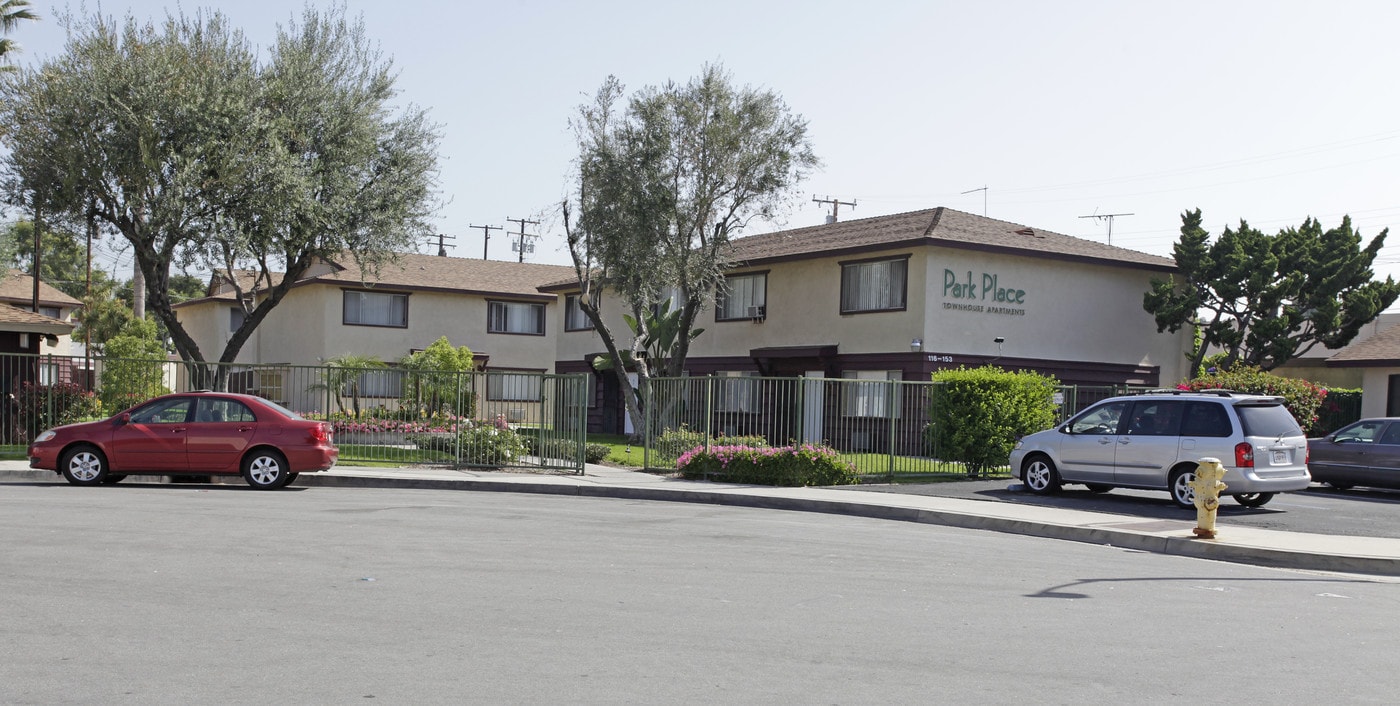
1191 458 1229 539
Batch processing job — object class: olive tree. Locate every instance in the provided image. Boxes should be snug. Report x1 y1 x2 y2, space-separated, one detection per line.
564 65 818 436
0 7 440 389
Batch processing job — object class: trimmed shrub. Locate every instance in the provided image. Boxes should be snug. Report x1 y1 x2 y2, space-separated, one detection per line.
15 382 104 438
926 366 1059 476
676 443 859 486
654 425 768 461
457 424 528 466
1180 367 1326 434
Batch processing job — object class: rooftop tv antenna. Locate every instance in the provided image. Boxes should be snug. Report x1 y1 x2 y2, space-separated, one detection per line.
1078 210 1134 245
961 185 988 216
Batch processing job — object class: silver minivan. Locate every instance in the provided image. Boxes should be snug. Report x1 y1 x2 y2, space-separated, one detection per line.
1008 390 1311 508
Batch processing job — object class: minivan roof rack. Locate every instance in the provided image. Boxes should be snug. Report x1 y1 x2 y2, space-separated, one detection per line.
1136 388 1237 397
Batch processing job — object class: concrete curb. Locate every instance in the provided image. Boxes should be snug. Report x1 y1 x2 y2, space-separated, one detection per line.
7 467 1398 577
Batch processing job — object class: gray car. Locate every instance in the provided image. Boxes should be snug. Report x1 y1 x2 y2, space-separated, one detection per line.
1008 390 1312 508
1308 418 1400 491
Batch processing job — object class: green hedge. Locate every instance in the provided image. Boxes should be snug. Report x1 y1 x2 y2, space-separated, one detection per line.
926 366 1059 476
675 443 859 486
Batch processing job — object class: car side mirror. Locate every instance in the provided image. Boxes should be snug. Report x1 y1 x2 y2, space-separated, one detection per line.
120 413 131 425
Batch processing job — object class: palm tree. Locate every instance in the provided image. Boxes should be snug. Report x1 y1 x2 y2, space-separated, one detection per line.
310 354 387 418
0 0 37 71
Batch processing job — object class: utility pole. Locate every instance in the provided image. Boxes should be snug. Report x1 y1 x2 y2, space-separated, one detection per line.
432 232 457 257
469 224 501 260
31 190 41 316
813 195 856 224
506 217 540 263
1078 211 1134 246
961 185 988 216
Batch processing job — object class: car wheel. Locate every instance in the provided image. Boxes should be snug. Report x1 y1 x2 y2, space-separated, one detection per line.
242 449 290 490
1232 492 1274 508
1023 456 1061 494
1169 467 1197 509
276 472 299 488
1084 484 1113 494
1327 482 1354 491
60 445 108 486
100 474 127 484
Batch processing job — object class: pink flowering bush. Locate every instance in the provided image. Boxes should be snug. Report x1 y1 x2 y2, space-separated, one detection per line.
676 443 860 486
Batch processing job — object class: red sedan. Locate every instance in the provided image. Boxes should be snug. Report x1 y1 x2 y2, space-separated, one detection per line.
29 391 338 489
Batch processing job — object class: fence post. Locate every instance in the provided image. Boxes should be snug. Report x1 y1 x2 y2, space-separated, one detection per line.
704 376 714 453
886 378 897 481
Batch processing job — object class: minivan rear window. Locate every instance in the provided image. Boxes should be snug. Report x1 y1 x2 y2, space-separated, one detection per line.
1236 404 1303 438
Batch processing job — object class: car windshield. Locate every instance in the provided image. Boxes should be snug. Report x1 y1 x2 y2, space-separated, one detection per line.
1236 404 1303 438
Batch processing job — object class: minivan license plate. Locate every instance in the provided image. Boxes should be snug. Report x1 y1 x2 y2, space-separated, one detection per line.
1271 450 1289 465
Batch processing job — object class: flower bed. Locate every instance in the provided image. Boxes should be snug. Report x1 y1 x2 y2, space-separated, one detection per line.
676 443 860 486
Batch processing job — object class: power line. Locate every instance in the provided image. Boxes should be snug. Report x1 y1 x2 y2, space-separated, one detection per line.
506 216 540 263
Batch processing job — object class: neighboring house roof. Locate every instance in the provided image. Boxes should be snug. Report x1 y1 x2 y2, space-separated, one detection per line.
175 252 578 308
0 269 83 308
725 207 1176 271
0 304 75 335
1326 322 1400 367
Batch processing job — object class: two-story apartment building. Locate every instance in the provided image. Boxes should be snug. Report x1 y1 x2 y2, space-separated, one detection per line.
548 208 1193 433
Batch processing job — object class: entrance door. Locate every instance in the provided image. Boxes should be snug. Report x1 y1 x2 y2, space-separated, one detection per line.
802 371 825 444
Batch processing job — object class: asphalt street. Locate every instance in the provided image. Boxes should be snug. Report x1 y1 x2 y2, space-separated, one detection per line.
841 479 1400 539
4 484 1399 704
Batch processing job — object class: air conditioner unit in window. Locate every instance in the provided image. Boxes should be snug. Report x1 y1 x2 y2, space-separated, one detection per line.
747 305 766 322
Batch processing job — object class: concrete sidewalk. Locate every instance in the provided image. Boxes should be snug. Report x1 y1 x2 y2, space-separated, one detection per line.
6 460 1400 577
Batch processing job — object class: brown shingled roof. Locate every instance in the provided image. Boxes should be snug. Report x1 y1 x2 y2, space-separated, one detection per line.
177 252 577 308
0 269 83 307
727 207 1176 271
1327 322 1400 367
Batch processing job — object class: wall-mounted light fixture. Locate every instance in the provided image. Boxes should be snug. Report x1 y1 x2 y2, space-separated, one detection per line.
911 338 923 352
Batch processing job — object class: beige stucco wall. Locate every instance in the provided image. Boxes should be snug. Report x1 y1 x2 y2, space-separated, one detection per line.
1357 368 1397 417
176 284 557 373
554 245 1192 382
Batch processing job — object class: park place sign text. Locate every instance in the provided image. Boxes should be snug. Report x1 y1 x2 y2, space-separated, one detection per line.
942 268 1027 316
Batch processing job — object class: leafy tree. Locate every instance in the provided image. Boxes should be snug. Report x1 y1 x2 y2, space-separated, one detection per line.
309 353 386 418
399 337 474 419
564 65 818 436
1 219 117 299
0 0 36 71
1179 367 1327 434
1144 209 1400 374
0 7 440 390
99 317 170 414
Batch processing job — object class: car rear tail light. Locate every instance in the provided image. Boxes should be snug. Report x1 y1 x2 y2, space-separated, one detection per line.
1235 442 1254 468
309 424 330 444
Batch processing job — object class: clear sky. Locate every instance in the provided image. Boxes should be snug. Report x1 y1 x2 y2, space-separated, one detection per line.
7 0 1400 284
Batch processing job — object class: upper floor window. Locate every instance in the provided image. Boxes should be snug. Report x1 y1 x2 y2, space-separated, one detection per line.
229 306 245 332
564 295 594 331
489 300 545 335
840 257 907 313
343 290 408 328
716 273 767 321
651 286 683 319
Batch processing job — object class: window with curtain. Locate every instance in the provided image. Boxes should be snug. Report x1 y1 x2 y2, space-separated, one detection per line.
716 273 767 320
343 290 408 327
650 286 683 318
357 369 404 398
716 371 759 413
843 370 902 418
487 371 543 401
840 258 907 313
564 295 594 331
488 301 546 335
